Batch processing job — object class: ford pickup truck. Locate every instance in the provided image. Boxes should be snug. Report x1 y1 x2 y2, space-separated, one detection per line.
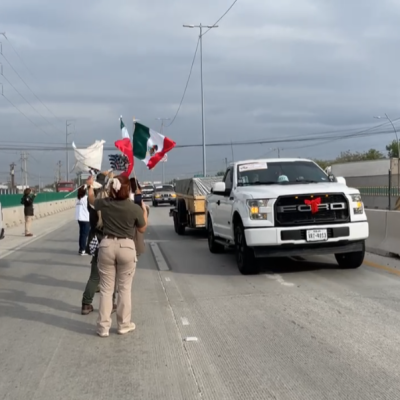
205 158 369 275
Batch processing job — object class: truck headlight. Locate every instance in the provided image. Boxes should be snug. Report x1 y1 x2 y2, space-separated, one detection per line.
155 194 161 198
246 199 269 220
171 193 176 198
350 193 364 214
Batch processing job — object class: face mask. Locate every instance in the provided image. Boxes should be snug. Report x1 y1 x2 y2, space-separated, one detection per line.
129 193 134 200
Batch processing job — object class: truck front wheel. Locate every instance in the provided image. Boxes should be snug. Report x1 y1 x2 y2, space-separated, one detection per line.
207 217 224 254
335 245 365 269
234 222 259 275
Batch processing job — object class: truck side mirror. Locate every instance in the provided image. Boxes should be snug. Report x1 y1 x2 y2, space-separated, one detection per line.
336 176 346 185
212 182 226 194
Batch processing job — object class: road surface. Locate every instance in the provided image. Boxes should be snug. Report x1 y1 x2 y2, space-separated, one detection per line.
1 206 400 400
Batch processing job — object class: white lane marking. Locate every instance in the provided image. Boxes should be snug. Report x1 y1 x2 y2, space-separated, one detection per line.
183 337 198 342
265 274 295 287
165 277 171 282
150 242 170 271
181 317 189 326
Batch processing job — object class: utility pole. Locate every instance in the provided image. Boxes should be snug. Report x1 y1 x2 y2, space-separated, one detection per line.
155 117 171 184
9 162 15 190
20 152 28 188
66 120 74 181
57 160 62 183
225 157 228 169
183 23 219 178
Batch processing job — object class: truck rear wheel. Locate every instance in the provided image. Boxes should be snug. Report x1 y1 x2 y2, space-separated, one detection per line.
335 244 365 269
173 211 185 235
207 216 224 254
176 200 187 235
234 222 259 275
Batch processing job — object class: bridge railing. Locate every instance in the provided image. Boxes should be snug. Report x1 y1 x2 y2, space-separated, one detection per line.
0 192 73 208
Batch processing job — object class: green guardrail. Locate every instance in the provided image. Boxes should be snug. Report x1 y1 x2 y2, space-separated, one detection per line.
358 187 400 197
0 192 74 208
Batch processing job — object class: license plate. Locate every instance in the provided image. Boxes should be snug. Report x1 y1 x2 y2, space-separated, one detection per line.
306 229 328 242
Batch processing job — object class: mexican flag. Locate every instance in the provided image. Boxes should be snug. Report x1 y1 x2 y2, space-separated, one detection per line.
133 122 176 169
114 117 133 177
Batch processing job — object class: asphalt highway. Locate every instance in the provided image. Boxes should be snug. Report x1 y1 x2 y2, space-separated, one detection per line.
1 205 400 400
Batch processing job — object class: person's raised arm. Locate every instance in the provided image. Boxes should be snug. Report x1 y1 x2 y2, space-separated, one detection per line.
86 176 95 206
136 201 148 233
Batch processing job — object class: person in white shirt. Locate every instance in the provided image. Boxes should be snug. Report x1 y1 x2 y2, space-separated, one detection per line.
75 186 90 255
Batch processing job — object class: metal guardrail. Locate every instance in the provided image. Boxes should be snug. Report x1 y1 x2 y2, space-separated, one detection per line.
0 192 72 208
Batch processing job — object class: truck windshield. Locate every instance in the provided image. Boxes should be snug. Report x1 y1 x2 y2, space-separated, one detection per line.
237 161 329 186
142 186 154 191
58 183 74 188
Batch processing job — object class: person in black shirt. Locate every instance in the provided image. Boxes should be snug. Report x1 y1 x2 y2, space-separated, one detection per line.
21 188 36 237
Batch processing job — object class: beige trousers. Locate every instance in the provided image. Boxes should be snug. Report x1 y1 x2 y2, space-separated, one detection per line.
25 216 32 235
97 237 137 335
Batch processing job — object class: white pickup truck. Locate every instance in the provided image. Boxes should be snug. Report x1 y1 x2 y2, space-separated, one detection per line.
205 158 369 275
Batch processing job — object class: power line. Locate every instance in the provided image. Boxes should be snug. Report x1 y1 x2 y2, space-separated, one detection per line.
202 0 238 36
165 37 200 127
1 33 36 80
0 67 60 135
0 40 64 128
0 127 396 152
0 84 54 137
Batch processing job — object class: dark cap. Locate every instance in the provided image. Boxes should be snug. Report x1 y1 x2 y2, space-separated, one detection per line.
96 173 107 186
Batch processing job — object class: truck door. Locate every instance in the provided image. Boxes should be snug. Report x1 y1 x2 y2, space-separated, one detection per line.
217 168 234 239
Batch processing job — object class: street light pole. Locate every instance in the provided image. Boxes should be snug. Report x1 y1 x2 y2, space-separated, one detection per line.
65 120 74 181
183 23 218 177
374 114 400 202
156 117 171 183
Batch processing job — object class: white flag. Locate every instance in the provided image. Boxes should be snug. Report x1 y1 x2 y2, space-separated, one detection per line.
72 140 105 173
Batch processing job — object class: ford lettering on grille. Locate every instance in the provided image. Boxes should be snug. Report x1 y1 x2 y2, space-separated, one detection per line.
278 203 347 213
274 193 350 227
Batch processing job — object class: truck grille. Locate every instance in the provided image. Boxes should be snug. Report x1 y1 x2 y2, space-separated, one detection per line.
274 193 349 227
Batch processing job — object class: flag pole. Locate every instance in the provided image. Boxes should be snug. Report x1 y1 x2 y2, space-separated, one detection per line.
132 116 137 182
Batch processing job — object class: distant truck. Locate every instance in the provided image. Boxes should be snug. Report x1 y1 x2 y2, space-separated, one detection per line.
56 181 75 193
169 177 223 234
141 183 155 202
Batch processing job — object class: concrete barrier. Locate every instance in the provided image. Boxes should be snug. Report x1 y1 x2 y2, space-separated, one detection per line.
366 209 400 256
2 199 75 228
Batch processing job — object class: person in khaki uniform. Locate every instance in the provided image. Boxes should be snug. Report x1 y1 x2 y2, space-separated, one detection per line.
86 174 148 337
21 188 36 237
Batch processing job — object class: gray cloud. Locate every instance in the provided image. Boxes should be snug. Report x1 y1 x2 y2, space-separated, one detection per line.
1 0 400 185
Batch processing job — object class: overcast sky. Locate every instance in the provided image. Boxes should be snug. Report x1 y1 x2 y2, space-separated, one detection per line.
1 0 400 186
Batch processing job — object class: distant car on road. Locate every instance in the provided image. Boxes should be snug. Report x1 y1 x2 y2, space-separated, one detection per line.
141 184 155 202
152 184 177 207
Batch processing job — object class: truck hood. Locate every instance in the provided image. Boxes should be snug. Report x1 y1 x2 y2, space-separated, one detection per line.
237 182 357 198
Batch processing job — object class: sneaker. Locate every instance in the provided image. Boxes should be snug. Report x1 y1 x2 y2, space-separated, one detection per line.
25 233 33 237
79 251 87 256
81 304 94 315
96 331 109 338
117 323 136 335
